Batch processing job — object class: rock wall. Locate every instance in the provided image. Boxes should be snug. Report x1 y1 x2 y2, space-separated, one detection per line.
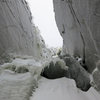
0 0 44 64
53 0 100 91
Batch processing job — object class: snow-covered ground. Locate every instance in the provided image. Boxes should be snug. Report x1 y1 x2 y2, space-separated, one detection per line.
0 71 33 100
0 56 100 100
0 57 43 100
30 77 100 100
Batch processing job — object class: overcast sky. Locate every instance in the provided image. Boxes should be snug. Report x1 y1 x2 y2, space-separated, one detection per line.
27 0 63 48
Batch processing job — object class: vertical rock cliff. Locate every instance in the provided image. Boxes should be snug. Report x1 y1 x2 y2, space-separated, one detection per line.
0 0 51 100
0 0 45 64
53 0 100 92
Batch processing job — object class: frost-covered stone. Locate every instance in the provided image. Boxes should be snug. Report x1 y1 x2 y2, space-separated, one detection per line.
53 0 100 91
60 55 91 91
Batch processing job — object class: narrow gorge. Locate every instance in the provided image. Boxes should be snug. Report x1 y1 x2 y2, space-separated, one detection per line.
0 0 100 100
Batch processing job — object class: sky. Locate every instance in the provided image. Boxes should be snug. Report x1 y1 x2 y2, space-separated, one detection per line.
27 0 63 48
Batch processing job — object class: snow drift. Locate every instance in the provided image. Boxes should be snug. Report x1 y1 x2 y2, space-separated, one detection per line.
30 77 100 100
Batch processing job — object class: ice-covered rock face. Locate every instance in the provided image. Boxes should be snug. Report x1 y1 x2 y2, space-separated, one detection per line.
53 0 100 92
0 0 45 64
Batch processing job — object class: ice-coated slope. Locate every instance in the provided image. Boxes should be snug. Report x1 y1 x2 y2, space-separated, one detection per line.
30 77 100 100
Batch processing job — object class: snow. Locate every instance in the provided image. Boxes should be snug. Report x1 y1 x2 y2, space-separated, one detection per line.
0 58 43 74
0 57 100 100
30 77 100 100
0 70 33 100
0 57 43 100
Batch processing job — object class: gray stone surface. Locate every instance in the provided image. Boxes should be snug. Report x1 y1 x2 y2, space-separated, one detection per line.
53 0 100 91
0 0 43 64
53 0 100 73
61 55 91 91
